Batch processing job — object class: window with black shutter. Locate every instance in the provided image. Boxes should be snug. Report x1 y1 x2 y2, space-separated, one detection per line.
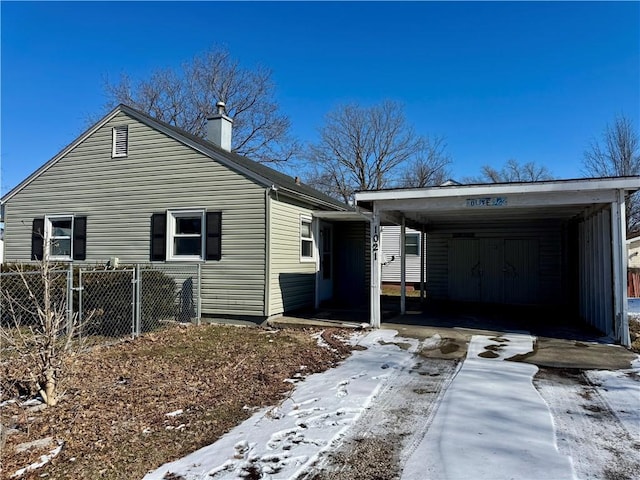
151 210 221 261
31 215 87 261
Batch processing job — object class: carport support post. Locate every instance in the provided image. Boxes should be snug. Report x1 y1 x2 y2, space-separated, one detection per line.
611 190 629 346
420 226 426 303
400 216 406 315
370 208 382 328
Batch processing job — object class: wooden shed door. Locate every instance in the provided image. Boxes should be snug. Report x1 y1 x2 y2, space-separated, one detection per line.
449 238 480 302
449 237 539 305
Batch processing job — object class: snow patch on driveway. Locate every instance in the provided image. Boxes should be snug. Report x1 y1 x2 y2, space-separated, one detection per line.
402 333 576 480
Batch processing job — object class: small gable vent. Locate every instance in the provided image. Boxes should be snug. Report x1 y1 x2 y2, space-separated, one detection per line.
112 125 128 157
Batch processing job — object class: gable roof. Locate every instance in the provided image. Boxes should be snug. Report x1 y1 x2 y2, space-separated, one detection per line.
1 104 349 211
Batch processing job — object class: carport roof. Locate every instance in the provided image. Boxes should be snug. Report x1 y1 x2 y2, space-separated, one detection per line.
355 176 640 229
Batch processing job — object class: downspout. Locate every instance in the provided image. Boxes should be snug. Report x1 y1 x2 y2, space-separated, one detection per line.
264 188 271 317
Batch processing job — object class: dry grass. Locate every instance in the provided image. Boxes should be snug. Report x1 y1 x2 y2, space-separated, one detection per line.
0 324 352 479
381 284 423 298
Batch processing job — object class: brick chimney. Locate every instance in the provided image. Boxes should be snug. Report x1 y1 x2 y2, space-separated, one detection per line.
206 101 233 152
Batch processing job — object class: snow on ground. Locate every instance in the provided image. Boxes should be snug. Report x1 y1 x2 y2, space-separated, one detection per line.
144 328 640 480
535 358 640 480
143 329 423 480
402 333 575 480
586 359 640 443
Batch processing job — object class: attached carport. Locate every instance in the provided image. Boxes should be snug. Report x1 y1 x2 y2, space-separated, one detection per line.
355 177 640 346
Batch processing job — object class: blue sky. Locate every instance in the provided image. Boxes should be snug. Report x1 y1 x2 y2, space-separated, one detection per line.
2 1 639 194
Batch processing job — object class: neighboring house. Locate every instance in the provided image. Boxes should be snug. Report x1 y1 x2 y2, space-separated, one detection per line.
0 227 4 264
380 225 423 284
628 232 640 269
0 104 369 321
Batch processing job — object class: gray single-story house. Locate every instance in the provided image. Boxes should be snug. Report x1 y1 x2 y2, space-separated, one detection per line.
356 177 640 346
0 104 370 321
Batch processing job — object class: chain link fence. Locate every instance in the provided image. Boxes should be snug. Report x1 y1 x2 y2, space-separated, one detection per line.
0 266 71 332
1 263 201 345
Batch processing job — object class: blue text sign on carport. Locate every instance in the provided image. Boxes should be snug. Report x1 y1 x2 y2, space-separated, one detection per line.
466 197 507 207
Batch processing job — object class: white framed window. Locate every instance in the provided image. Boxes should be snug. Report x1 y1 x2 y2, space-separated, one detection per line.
45 215 74 261
167 209 205 261
112 125 128 157
404 233 420 256
300 215 314 262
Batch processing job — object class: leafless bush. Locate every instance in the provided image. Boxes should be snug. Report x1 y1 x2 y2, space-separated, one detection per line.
1 261 83 407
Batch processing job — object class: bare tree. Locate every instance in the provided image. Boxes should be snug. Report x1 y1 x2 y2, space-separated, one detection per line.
103 46 298 163
305 101 425 203
583 114 640 232
463 159 554 184
400 135 452 188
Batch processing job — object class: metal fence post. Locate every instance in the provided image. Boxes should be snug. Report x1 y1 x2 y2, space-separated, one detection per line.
133 265 141 338
197 263 202 325
78 268 84 341
66 263 74 336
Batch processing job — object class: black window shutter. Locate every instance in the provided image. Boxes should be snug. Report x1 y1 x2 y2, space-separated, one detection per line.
73 216 87 261
31 218 45 260
206 212 222 261
150 213 166 261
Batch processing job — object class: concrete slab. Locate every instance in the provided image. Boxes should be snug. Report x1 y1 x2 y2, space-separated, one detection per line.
266 302 639 370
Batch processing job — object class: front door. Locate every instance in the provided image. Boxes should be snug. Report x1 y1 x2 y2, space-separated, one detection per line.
319 223 333 303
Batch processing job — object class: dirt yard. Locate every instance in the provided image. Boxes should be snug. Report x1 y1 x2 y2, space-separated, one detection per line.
0 324 352 480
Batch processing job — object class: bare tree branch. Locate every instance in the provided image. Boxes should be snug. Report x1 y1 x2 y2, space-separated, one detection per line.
305 101 425 203
400 135 452 188
102 46 299 163
463 159 554 184
582 114 640 232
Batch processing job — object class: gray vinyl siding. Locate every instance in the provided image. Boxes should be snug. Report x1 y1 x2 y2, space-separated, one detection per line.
3 111 267 317
426 220 564 306
268 197 317 315
381 226 423 283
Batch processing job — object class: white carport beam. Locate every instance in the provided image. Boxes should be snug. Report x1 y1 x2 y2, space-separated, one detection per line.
370 208 382 328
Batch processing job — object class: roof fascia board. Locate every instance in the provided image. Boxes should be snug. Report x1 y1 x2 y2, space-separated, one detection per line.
373 189 618 213
355 177 640 203
276 186 348 211
312 210 371 221
2 105 124 203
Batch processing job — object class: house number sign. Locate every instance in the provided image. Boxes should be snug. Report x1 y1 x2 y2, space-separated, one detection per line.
466 197 507 207
372 225 379 261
